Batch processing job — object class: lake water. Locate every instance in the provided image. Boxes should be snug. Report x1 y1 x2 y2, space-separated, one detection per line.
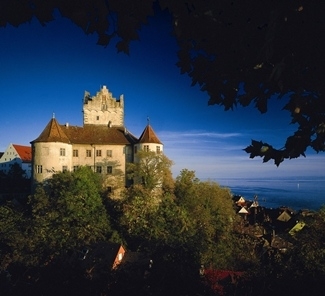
214 176 325 211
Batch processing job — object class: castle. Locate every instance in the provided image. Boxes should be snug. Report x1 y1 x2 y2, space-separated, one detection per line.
31 85 163 197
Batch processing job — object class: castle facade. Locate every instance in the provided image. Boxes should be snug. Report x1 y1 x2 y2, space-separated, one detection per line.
31 85 163 197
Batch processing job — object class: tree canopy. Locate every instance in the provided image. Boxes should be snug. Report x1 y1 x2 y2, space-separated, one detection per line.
122 158 237 269
1 0 325 165
0 166 111 269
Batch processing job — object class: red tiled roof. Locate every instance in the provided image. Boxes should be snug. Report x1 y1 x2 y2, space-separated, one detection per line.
138 125 162 144
13 144 32 162
31 118 70 143
31 118 138 145
62 125 138 145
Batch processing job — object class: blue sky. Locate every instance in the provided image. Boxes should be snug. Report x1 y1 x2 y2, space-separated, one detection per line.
1 8 324 181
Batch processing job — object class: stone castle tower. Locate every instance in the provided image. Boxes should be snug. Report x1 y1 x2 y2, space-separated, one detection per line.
83 85 124 126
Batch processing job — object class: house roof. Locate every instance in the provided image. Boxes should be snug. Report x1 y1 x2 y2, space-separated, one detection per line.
63 125 138 145
31 118 70 144
232 195 245 203
138 124 162 144
238 207 249 214
31 118 138 145
82 242 125 270
277 210 292 222
12 144 32 162
289 221 305 236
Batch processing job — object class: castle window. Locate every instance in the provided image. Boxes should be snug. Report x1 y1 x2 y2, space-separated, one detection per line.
107 150 112 157
73 166 79 172
73 149 79 157
96 166 102 173
144 145 149 152
62 166 68 172
86 150 92 157
36 165 42 174
60 148 66 156
107 166 113 174
156 146 161 154
96 116 99 120
96 149 102 157
107 186 112 193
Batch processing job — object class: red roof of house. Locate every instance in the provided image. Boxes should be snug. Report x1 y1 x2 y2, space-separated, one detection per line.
13 144 32 162
138 125 162 144
31 118 70 143
31 118 138 145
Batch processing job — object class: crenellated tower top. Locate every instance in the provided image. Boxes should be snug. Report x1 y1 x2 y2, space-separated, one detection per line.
83 85 124 127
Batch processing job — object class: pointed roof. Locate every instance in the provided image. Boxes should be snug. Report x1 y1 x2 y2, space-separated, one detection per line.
31 118 70 143
238 207 249 214
277 210 291 222
250 201 259 208
12 144 32 162
138 125 162 144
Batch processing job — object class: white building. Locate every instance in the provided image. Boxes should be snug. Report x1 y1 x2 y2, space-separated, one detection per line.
31 85 163 198
0 143 32 178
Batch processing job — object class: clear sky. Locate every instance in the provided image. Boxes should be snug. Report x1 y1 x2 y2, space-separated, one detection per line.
1 8 324 181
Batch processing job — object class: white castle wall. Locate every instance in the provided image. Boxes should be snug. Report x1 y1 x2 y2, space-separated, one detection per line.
33 142 72 183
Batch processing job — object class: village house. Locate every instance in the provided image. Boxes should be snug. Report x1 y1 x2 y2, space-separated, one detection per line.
0 143 32 178
30 85 163 198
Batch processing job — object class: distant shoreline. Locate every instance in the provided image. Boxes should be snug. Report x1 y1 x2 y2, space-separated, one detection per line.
212 176 325 212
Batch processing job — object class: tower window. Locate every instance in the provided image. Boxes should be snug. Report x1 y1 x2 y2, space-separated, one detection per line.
60 148 66 156
156 146 161 154
144 145 149 152
36 165 42 174
96 116 99 120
